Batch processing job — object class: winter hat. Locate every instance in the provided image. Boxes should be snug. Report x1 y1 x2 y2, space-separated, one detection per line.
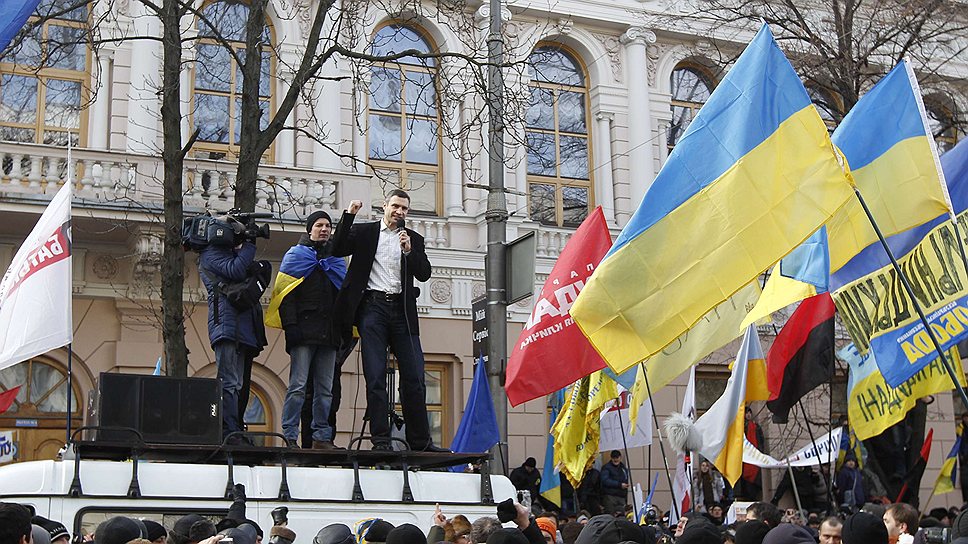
220 526 257 544
313 524 354 544
142 521 166 542
734 521 770 544
842 512 888 544
524 457 537 468
953 509 968 539
574 515 644 544
485 529 529 544
355 518 394 544
32 525 52 544
674 524 722 544
384 524 426 544
761 524 815 544
306 211 332 233
32 517 69 543
171 515 217 544
94 517 147 544
536 518 557 537
269 526 296 544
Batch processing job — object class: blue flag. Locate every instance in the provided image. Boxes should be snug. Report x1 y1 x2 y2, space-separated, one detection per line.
0 0 41 53
449 355 500 464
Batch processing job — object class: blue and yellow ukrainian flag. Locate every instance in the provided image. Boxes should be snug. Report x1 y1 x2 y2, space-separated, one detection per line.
539 389 565 506
933 435 960 495
827 60 953 273
264 245 346 329
570 24 853 372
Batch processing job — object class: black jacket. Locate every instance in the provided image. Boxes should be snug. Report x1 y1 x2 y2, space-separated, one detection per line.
278 235 339 350
331 212 432 338
601 461 628 498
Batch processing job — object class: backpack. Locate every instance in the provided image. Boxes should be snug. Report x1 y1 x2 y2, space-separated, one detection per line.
204 260 273 312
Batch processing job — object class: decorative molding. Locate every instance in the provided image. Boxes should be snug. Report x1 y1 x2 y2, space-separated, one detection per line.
474 4 512 24
596 111 615 123
647 44 661 87
557 18 574 35
621 26 656 47
472 282 485 299
430 279 452 303
92 254 119 281
592 33 623 84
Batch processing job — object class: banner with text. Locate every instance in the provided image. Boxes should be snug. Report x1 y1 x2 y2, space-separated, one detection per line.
742 427 842 468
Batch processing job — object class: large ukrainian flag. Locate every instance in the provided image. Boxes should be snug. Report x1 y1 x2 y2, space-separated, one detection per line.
570 25 853 370
826 60 953 273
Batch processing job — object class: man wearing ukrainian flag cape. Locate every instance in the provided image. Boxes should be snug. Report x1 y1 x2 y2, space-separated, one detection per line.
265 211 347 449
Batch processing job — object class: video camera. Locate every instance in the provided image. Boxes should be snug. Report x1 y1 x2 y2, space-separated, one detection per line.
182 208 271 251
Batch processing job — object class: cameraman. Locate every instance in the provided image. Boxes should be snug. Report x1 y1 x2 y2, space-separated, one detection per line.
200 217 268 444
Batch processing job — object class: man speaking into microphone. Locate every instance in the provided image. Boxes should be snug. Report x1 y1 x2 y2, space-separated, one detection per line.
332 189 448 452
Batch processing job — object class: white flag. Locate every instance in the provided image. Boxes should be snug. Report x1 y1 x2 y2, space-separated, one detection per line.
669 366 696 525
599 387 652 452
0 183 72 370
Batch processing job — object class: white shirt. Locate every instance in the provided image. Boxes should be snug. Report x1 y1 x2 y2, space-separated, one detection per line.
367 220 403 294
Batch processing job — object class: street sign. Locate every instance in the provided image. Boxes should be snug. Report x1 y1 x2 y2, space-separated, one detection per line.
472 296 489 364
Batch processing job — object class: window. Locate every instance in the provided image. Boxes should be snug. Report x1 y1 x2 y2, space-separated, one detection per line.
368 24 441 215
668 64 715 152
243 386 273 446
526 45 592 227
0 358 80 416
926 103 961 154
0 0 88 146
191 1 273 159
390 362 448 447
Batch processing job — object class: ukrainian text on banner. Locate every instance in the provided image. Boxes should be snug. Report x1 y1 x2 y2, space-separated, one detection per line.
832 210 968 387
742 427 842 468
840 343 965 440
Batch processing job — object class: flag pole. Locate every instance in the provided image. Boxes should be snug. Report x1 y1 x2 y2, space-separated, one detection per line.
615 398 638 504
641 362 680 519
65 133 74 447
852 188 968 411
784 458 805 513
796 400 836 511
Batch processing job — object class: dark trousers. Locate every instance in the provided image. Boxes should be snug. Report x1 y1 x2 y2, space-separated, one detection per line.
213 341 255 436
357 296 431 448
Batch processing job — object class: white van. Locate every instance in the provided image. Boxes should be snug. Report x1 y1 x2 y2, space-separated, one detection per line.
0 442 514 540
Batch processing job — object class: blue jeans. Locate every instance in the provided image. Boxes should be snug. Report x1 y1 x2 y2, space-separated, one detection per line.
282 344 336 442
358 297 431 448
214 340 253 436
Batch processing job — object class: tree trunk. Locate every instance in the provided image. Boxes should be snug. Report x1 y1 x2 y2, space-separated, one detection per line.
159 0 189 377
232 0 268 213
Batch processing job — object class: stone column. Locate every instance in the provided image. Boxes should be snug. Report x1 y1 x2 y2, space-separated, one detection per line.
125 4 161 153
594 111 616 224
313 66 344 171
88 50 113 149
275 68 295 167
443 96 464 216
621 26 657 221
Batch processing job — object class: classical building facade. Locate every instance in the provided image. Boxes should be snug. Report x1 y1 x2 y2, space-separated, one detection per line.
0 0 965 509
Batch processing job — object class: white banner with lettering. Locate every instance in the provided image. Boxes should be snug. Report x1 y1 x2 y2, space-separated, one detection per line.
0 430 18 464
743 427 842 468
0 182 72 371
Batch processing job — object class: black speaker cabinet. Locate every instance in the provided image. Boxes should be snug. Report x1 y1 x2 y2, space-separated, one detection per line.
94 373 221 445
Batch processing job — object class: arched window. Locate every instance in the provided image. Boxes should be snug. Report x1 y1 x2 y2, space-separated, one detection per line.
668 64 715 151
368 24 441 215
243 386 273 446
0 0 89 146
526 45 592 227
925 102 961 153
191 1 273 159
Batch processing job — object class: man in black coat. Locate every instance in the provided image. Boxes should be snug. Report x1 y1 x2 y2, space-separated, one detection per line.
332 189 445 452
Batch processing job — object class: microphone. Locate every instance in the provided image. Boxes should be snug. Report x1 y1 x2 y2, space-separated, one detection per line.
395 218 405 232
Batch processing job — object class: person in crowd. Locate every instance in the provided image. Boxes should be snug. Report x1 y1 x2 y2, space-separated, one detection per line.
510 458 542 506
928 507 952 526
573 514 647 544
0 503 31 544
141 521 166 544
842 512 889 544
558 522 583 544
384 524 425 544
534 518 555 544
674 517 720 544
354 519 394 544
734 520 770 544
470 517 503 544
951 509 968 544
272 210 346 450
31 516 69 544
706 503 724 526
836 455 866 509
576 467 602 515
745 502 782 528
696 460 725 512
332 193 442 452
819 516 843 544
312 524 354 544
739 411 765 500
883 503 918 544
761 524 814 544
93 516 147 544
170 514 217 544
600 450 629 515
770 466 814 509
200 222 267 444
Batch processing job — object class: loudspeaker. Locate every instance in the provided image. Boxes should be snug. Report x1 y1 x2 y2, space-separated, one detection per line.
95 373 221 445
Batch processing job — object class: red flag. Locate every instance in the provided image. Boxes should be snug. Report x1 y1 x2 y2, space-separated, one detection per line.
765 293 836 423
505 207 612 406
0 385 21 415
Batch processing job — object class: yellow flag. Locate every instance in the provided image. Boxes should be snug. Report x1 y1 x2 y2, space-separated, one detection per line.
552 371 618 487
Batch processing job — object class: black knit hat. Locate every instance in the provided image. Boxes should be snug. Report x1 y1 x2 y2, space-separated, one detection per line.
94 517 146 544
306 211 332 233
142 520 166 542
761 524 815 544
32 516 69 543
385 524 425 544
170 514 216 544
842 512 888 544
734 521 770 544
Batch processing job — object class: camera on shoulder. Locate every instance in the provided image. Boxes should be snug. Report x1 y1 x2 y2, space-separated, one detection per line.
182 208 272 251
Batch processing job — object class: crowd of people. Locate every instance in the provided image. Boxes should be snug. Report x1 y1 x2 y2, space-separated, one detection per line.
5 490 968 544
